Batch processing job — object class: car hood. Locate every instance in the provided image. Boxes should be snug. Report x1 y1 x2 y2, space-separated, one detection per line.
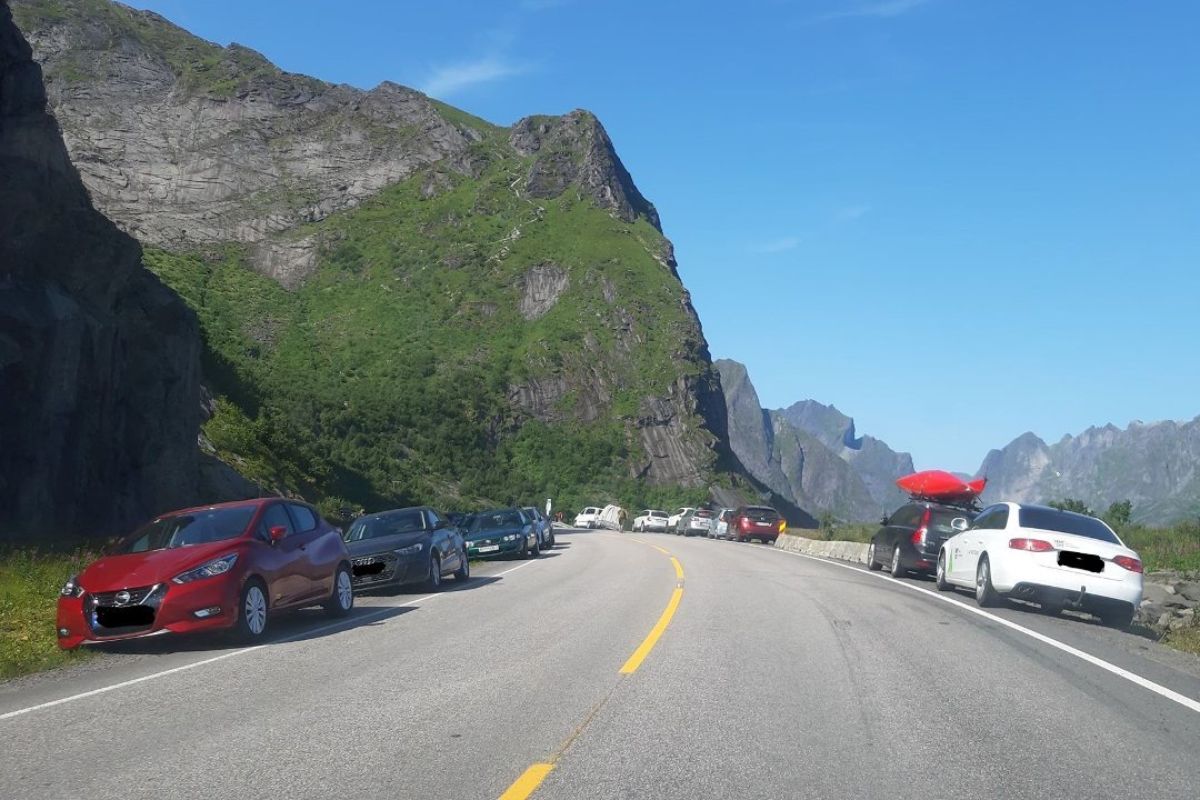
345 531 431 556
78 540 240 592
464 526 524 542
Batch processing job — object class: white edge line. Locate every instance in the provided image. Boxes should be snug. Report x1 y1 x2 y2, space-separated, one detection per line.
769 546 1200 715
1 556 548 723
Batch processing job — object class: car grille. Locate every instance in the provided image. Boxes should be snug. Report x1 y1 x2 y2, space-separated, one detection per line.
91 585 157 607
351 554 398 584
87 585 162 635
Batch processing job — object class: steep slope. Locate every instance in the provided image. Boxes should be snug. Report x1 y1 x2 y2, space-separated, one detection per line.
978 419 1200 525
716 360 880 520
779 400 914 510
12 0 729 514
0 2 200 540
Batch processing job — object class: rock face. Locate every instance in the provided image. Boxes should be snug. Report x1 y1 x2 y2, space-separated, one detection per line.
977 420 1200 524
716 359 886 520
0 2 200 539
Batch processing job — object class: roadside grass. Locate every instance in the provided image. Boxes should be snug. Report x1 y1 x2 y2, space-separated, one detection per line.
0 546 99 680
1120 521 1200 574
1163 624 1200 656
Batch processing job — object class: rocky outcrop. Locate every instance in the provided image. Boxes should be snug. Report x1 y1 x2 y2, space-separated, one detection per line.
1138 573 1200 633
11 0 482 287
0 2 200 539
977 420 1200 524
509 110 660 230
518 264 569 320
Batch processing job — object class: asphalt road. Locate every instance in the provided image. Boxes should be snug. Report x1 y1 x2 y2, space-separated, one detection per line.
2 530 1200 800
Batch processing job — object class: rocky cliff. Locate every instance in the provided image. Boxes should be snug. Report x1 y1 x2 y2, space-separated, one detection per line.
977 419 1200 525
0 1 200 540
11 0 729 511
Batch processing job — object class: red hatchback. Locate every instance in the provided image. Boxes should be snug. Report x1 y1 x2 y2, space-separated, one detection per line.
56 498 354 649
731 505 786 543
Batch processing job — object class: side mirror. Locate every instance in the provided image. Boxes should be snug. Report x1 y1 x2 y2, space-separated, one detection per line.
951 517 970 532
269 525 288 543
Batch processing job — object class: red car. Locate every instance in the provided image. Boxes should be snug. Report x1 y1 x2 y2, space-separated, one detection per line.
56 498 353 649
730 505 786 543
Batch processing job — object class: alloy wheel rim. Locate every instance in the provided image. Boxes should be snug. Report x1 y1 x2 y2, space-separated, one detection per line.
245 586 266 635
432 560 440 586
892 548 900 571
977 562 988 597
337 571 352 609
868 544 874 563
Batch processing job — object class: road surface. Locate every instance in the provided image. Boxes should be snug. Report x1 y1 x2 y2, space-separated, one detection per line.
2 530 1199 799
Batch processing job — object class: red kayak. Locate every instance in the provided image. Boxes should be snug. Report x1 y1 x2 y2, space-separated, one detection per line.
896 470 986 501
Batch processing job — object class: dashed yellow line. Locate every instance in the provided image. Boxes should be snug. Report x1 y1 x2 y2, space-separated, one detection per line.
498 763 554 800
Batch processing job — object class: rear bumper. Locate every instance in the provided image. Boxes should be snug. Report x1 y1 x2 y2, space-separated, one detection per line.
1008 582 1139 615
989 552 1142 605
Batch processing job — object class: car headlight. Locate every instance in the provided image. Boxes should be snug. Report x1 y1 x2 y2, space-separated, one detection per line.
503 534 518 542
173 554 238 584
395 543 424 557
60 574 84 598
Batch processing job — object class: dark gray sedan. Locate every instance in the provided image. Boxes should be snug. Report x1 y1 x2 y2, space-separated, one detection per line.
344 506 469 592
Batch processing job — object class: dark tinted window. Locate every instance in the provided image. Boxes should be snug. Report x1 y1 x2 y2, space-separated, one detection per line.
1018 507 1120 543
889 505 921 527
426 509 442 527
115 506 256 553
262 504 295 538
345 509 426 541
469 510 526 532
741 507 779 522
973 506 1009 530
287 503 318 532
929 508 977 534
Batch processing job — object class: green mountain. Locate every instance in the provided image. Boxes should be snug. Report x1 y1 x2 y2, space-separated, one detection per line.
11 0 730 518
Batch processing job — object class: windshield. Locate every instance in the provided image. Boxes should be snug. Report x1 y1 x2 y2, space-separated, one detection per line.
650 511 667 518
930 509 977 534
1019 508 1121 544
113 507 256 553
344 510 426 542
470 510 525 532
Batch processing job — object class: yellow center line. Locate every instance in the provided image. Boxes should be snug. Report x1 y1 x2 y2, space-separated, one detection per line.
498 536 684 798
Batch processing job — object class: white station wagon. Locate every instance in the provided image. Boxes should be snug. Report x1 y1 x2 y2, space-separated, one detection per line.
936 502 1144 628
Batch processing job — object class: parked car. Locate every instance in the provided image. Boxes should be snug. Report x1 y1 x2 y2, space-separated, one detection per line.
668 507 694 529
522 505 555 550
344 506 469 593
633 510 670 532
573 507 602 528
56 499 353 649
729 505 785 543
709 508 735 539
675 507 715 536
464 508 540 559
935 502 1144 628
867 500 977 578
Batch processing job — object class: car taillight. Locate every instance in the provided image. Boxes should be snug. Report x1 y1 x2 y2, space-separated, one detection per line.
740 517 751 530
1008 538 1055 552
911 507 931 547
1112 555 1143 573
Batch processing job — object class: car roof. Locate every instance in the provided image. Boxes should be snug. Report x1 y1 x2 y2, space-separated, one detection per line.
164 497 277 516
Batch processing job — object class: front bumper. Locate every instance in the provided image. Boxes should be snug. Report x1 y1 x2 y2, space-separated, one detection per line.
466 537 528 558
350 552 427 590
56 578 240 650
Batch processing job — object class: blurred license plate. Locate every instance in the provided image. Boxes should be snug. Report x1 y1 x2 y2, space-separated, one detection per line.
477 545 499 553
755 521 770 526
1058 551 1103 573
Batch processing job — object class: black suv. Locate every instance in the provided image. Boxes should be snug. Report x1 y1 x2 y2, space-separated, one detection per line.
867 501 978 578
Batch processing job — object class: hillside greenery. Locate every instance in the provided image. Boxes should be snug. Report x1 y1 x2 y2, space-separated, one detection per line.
145 144 712 519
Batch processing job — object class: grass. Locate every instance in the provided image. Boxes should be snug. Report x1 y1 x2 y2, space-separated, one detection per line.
0 547 99 680
1163 625 1200 656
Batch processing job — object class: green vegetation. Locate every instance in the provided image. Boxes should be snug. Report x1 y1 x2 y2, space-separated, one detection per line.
0 546 98 679
145 139 710 518
1048 499 1200 573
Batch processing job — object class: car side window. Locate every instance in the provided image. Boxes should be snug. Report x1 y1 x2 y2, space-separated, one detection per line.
974 507 1008 530
287 503 318 533
994 506 1010 530
425 509 441 528
892 505 919 527
261 504 295 538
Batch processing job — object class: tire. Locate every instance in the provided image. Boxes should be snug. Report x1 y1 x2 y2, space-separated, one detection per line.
935 552 952 591
454 548 470 582
426 554 443 591
866 542 882 571
235 580 269 642
975 556 999 608
324 565 354 617
1100 606 1134 630
890 545 906 578
547 531 555 549
527 537 541 559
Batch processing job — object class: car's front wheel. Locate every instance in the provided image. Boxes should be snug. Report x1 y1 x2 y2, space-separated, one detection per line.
324 565 354 617
935 553 952 591
866 542 881 571
235 580 269 642
426 554 443 591
975 556 999 607
527 537 541 559
454 549 470 582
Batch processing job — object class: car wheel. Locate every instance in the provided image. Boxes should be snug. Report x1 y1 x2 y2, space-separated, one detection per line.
890 545 905 578
975 556 999 608
235 580 269 642
426 554 443 591
1100 606 1134 630
527 537 541 559
935 553 952 592
454 549 470 582
324 565 354 617
547 531 555 549
866 542 882 571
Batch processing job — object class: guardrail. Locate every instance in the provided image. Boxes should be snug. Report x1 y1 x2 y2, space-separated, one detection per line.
773 532 869 565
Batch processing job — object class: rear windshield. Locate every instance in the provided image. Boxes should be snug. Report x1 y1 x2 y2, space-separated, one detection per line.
345 510 426 542
742 507 779 522
1018 508 1120 544
694 509 714 518
114 507 256 553
650 511 667 518
471 510 525 531
929 509 976 534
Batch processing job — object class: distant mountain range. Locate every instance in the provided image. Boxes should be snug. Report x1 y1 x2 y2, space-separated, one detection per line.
716 359 913 521
976 419 1200 525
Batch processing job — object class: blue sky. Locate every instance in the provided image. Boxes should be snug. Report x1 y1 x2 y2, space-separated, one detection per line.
122 0 1200 472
